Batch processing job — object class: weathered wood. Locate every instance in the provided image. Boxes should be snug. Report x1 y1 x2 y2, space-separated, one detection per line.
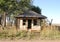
17 18 20 29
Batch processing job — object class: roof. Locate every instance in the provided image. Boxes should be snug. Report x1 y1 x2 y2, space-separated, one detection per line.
15 11 47 19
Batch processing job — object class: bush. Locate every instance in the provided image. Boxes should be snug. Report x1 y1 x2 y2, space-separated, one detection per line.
16 31 27 39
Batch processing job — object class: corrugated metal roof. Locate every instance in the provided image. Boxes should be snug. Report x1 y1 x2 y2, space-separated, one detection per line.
15 11 47 19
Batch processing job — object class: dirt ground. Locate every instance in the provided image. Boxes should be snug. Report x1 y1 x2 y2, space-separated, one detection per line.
0 39 60 42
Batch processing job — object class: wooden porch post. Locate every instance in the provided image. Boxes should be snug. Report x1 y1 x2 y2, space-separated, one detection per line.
20 19 23 29
31 19 33 30
26 19 28 30
16 18 20 30
18 18 20 29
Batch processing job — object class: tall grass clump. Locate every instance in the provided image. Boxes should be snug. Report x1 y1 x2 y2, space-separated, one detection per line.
40 28 60 40
0 30 8 39
15 31 27 39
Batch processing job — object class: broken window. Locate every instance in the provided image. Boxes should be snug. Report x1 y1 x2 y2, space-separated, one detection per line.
33 19 37 25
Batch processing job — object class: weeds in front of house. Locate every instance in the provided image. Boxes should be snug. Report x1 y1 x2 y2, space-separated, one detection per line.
0 26 60 40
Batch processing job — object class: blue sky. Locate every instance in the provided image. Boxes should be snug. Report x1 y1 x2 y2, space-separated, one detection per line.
33 0 60 24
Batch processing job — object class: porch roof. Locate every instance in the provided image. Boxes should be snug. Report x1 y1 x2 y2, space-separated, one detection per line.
15 11 47 19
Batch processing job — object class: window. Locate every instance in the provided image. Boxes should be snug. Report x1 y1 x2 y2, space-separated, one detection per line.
33 19 37 25
23 19 26 25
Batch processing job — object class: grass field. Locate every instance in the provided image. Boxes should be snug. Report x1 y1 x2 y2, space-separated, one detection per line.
0 25 60 40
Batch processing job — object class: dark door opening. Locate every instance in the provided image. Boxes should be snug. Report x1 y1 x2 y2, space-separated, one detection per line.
28 19 32 29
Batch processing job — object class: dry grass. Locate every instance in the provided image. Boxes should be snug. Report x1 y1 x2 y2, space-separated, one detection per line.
0 24 60 40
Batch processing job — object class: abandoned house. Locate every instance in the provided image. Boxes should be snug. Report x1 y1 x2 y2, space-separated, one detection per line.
15 10 47 31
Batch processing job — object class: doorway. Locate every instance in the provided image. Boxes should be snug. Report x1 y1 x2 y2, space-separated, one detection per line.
28 19 32 29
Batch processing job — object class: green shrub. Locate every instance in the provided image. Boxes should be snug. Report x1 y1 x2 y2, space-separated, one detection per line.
15 31 27 39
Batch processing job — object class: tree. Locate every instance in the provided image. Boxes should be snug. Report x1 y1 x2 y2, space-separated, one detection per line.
0 0 18 27
0 0 9 27
31 6 41 14
0 0 33 27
